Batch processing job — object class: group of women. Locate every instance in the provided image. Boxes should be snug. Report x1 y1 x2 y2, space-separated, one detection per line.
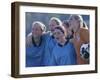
26 14 89 67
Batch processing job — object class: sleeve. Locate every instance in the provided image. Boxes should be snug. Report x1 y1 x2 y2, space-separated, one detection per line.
42 32 53 66
81 28 89 43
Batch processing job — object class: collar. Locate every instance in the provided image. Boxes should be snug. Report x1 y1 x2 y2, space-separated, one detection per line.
51 35 54 39
58 39 69 47
32 36 42 47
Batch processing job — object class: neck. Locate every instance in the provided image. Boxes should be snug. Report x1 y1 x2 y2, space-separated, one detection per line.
74 29 81 42
58 38 67 46
32 36 41 46
73 25 80 33
74 28 80 36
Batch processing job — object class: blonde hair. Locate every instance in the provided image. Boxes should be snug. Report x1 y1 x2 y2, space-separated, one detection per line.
50 17 62 26
69 14 83 28
32 21 46 32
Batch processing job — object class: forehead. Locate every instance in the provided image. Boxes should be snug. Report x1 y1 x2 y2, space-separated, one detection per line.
50 20 57 23
69 15 82 21
69 16 75 20
33 23 41 26
32 26 42 31
54 28 63 33
32 23 41 28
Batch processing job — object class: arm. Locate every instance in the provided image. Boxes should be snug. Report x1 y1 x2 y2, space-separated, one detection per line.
81 28 89 43
26 33 32 47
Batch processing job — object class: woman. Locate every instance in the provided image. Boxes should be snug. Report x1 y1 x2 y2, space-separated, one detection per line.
26 21 46 67
49 17 62 32
62 20 74 40
43 17 62 66
69 14 89 64
49 26 77 66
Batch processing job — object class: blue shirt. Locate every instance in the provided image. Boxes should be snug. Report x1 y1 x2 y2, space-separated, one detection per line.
26 36 45 67
43 32 57 66
49 41 77 66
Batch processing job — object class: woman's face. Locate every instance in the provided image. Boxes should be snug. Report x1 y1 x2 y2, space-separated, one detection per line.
53 29 65 42
49 20 58 32
32 24 43 38
63 23 71 37
69 16 80 32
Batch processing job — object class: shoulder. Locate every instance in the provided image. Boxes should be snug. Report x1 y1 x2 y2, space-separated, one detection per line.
80 27 89 34
43 31 51 36
42 31 52 39
68 41 73 46
26 32 32 41
26 32 32 47
66 41 75 49
80 28 89 43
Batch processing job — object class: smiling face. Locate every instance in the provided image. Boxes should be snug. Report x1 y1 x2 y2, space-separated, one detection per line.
49 20 58 32
53 27 66 43
32 23 43 38
49 17 62 33
69 15 82 33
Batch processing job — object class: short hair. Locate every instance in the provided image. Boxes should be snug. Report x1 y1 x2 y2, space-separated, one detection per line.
32 21 46 32
50 17 62 26
62 20 69 28
54 25 66 36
